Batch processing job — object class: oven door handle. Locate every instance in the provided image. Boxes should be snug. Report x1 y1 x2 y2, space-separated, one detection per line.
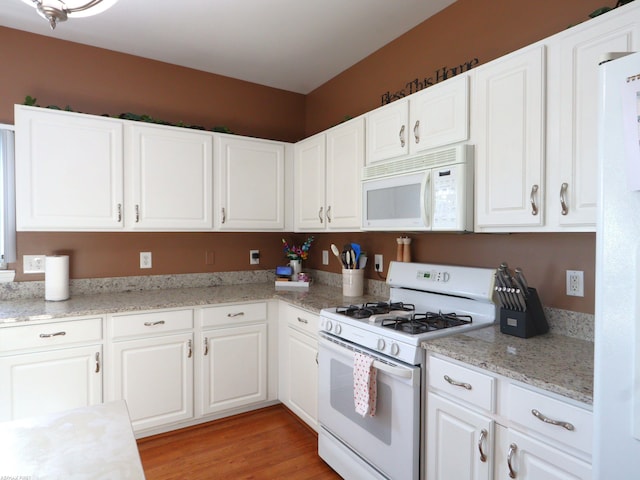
372 360 413 379
319 336 415 381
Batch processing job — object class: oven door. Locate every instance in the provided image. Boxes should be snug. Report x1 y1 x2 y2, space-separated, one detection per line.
318 334 421 480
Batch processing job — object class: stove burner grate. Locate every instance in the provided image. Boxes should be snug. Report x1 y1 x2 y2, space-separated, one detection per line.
381 311 473 334
336 302 415 319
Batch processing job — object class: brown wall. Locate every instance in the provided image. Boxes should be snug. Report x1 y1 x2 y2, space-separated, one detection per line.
305 0 606 134
3 0 609 314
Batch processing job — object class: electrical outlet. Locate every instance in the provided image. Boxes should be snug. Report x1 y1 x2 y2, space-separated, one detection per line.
250 249 260 265
322 250 329 265
140 252 152 269
23 254 46 274
374 254 383 272
566 270 584 297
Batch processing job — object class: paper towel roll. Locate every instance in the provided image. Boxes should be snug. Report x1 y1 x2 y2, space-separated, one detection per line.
45 255 69 301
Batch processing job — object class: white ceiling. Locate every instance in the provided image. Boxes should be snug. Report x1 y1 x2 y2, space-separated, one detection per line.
0 0 456 94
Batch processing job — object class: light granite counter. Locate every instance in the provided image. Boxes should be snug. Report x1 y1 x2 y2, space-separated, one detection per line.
423 325 594 405
0 400 145 479
0 282 385 324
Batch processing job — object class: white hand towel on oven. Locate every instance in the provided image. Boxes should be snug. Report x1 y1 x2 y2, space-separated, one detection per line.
353 352 377 417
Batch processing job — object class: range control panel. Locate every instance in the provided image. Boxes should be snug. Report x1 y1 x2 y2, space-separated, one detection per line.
416 269 450 282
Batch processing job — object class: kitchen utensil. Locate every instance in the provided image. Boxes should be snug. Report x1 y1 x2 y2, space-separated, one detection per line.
331 244 343 267
351 243 361 267
514 267 529 296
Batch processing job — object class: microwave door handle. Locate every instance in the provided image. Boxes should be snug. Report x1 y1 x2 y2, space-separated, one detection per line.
420 170 431 229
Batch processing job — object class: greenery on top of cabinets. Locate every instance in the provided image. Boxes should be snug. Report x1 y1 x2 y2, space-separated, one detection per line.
588 0 634 19
22 95 233 134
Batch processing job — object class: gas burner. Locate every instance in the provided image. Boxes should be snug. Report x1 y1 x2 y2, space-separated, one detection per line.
336 302 415 319
381 311 473 334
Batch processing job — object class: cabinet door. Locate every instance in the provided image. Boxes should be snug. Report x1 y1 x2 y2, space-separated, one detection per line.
216 135 285 230
427 392 492 480
294 133 326 231
549 12 640 228
474 45 546 229
286 327 318 429
15 106 124 231
111 332 194 432
410 74 469 153
494 425 592 479
0 345 102 421
127 124 213 230
325 118 364 230
200 323 267 414
365 99 410 164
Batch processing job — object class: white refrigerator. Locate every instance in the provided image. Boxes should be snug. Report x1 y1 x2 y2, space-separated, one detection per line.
595 50 640 477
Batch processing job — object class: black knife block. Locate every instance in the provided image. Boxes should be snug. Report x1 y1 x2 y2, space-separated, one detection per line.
499 287 549 339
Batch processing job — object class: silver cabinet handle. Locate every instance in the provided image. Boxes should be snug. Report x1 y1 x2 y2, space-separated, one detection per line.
135 204 140 223
187 339 192 358
318 206 324 223
144 320 165 326
326 205 332 223
560 182 569 216
117 203 122 222
221 207 226 224
444 374 472 390
227 312 245 318
297 317 308 324
478 428 488 462
204 337 209 356
399 124 406 147
414 120 420 144
530 184 539 216
95 352 100 373
39 331 66 338
507 443 517 478
315 352 319 365
531 409 575 431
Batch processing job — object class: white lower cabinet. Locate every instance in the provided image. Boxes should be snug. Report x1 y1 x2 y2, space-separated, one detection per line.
426 354 592 480
199 302 268 415
108 309 195 432
427 392 493 480
278 302 318 430
0 317 104 422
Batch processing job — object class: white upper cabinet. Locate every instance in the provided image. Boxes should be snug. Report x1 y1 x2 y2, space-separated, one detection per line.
215 134 286 230
409 74 469 153
546 5 640 229
366 74 469 165
15 105 124 231
126 124 213 230
473 45 546 230
294 117 364 231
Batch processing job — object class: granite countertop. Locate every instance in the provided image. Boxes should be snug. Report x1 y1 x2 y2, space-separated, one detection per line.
0 281 593 406
0 282 384 324
423 325 594 405
0 400 145 479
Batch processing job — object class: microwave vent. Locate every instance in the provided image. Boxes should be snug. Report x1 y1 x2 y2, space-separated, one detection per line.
362 144 472 180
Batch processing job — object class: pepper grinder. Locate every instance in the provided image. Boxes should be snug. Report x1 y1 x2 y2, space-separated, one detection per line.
402 237 412 262
396 237 404 262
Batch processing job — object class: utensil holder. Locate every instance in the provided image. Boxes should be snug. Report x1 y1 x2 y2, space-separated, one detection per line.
342 268 364 297
499 288 548 338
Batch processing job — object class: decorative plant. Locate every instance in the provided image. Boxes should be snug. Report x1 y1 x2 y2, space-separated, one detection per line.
589 0 635 18
282 236 314 261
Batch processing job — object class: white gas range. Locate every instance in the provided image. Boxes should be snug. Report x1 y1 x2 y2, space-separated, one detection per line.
317 261 497 480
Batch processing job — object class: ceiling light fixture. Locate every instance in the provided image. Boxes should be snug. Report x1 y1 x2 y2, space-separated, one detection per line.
20 0 119 30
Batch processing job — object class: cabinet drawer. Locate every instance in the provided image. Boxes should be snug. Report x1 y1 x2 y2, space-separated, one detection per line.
428 355 496 412
111 309 193 339
286 307 318 337
0 317 103 353
508 384 593 455
201 302 267 328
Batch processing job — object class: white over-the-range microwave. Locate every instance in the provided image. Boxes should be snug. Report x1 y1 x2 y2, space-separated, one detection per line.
361 144 474 232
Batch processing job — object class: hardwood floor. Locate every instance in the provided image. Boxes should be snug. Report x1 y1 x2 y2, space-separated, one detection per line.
137 405 342 479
